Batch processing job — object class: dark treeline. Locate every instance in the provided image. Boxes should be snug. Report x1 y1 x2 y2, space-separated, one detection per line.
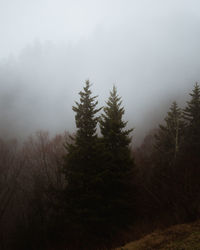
0 81 200 250
134 83 200 226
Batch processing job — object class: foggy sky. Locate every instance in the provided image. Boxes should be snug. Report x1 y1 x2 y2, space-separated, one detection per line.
1 0 200 145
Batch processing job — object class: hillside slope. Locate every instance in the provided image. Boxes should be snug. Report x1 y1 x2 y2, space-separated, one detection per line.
116 220 200 250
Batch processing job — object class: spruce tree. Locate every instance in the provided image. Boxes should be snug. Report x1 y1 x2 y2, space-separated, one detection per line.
100 86 133 152
155 101 185 163
100 86 135 230
183 82 200 155
176 83 200 220
153 102 184 192
152 102 185 214
63 81 104 230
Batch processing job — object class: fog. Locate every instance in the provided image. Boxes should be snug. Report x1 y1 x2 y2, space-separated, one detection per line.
0 0 200 145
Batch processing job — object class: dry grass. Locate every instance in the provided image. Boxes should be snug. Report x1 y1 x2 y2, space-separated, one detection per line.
116 220 200 250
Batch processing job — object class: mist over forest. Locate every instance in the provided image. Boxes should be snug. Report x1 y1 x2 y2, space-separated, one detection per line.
1 0 200 144
1 1 200 250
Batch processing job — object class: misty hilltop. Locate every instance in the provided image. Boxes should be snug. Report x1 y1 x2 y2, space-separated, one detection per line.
1 0 200 144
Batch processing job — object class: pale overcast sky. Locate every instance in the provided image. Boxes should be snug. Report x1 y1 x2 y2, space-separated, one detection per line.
1 0 199 58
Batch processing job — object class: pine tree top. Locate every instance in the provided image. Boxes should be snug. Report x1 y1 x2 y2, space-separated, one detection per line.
162 101 182 130
155 101 185 158
72 80 101 146
100 85 133 149
183 82 200 124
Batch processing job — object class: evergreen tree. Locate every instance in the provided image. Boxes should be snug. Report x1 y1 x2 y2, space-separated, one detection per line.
175 83 200 221
100 86 135 230
155 101 185 163
72 80 101 146
183 82 200 155
100 86 133 152
63 81 104 231
63 83 135 248
152 102 185 213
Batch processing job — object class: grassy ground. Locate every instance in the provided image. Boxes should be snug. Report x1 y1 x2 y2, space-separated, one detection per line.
116 220 200 250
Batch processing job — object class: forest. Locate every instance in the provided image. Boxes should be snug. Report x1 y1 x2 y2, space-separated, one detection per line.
0 80 200 250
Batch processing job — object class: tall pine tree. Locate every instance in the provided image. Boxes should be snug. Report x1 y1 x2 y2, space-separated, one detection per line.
183 82 200 155
155 101 185 163
63 83 135 248
176 83 200 220
100 86 135 230
63 81 104 230
151 102 185 214
100 86 133 152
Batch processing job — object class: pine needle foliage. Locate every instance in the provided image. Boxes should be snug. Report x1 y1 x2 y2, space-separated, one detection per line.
100 86 133 151
72 80 101 146
100 86 135 231
63 83 136 246
155 101 185 162
63 81 104 230
183 82 200 155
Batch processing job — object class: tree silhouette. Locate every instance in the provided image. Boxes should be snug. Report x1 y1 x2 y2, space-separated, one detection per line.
100 86 135 231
